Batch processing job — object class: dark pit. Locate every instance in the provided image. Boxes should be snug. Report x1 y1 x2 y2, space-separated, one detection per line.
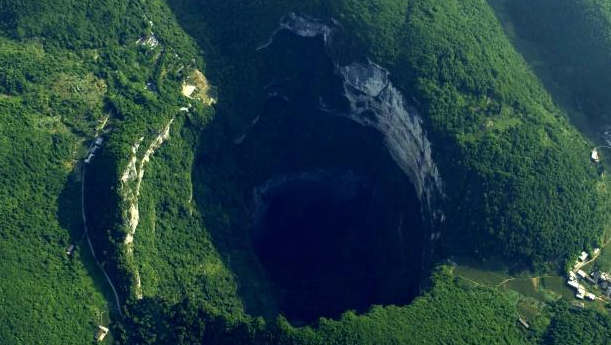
251 170 423 324
195 23 430 325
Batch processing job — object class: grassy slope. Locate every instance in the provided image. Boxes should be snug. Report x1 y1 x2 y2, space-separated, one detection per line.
500 0 611 137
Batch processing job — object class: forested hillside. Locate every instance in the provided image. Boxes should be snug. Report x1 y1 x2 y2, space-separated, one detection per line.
117 266 532 345
504 0 611 138
0 0 225 342
2 0 611 344
0 37 109 344
544 303 611 344
329 0 608 269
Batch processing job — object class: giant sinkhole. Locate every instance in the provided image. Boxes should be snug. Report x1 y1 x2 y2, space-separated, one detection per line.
196 14 441 325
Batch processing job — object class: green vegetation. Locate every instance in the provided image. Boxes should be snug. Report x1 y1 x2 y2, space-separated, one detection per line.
454 265 508 286
0 37 109 344
117 266 531 345
133 115 242 314
503 0 611 137
282 268 528 345
0 0 226 342
392 0 607 269
544 303 611 344
3 0 611 343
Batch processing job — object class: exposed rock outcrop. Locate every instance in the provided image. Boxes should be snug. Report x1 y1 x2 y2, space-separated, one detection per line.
337 61 444 233
119 118 174 299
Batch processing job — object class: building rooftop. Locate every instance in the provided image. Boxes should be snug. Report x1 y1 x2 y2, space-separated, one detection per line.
592 149 600 162
579 251 589 261
95 325 109 342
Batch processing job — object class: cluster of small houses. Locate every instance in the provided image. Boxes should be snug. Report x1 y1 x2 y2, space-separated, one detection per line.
566 249 611 301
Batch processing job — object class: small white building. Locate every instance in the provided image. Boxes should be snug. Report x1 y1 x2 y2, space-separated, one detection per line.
569 271 577 281
579 251 589 262
576 289 586 300
182 84 197 98
586 293 596 301
594 248 601 256
577 270 588 279
95 325 109 342
592 149 600 163
567 280 580 290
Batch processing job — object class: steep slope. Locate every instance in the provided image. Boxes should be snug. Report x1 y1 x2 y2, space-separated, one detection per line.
329 0 607 269
116 0 611 342
500 0 611 142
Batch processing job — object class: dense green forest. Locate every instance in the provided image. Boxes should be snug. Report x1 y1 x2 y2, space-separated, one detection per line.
116 267 531 345
503 0 611 138
0 35 109 344
2 0 611 343
543 303 611 344
0 0 227 342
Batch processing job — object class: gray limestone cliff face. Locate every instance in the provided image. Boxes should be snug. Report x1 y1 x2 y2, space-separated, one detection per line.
257 13 445 240
336 61 445 236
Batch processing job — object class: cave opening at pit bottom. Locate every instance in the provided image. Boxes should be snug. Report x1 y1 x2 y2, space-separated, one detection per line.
251 168 425 325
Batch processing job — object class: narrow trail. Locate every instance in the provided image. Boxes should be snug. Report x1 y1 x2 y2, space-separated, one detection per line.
80 141 123 319
496 275 550 288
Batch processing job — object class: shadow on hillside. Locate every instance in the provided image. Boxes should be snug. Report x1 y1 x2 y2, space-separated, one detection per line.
57 163 120 317
190 120 281 320
166 0 283 319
